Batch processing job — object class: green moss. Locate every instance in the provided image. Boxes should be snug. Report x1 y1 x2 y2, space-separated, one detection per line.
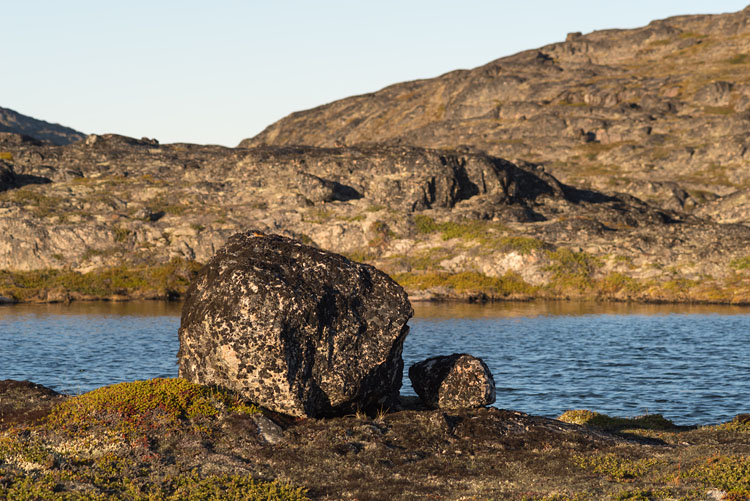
46 378 259 438
5 188 64 218
704 105 735 115
727 53 750 64
649 38 672 46
521 495 587 501
393 270 536 297
0 379 305 500
546 248 599 291
0 435 56 465
577 142 624 157
413 215 505 243
0 151 13 161
438 220 488 241
414 214 440 234
599 272 643 295
558 410 677 432
163 204 188 216
0 469 307 500
499 236 547 255
686 455 750 497
660 278 700 295
112 226 131 243
678 31 706 39
163 473 308 500
574 453 658 480
714 414 750 432
0 258 203 301
614 488 677 500
731 256 750 270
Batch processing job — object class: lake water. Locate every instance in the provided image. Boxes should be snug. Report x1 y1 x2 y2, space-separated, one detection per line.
1 300 749 426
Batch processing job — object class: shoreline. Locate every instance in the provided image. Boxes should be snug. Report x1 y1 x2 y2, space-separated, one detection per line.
3 290 750 306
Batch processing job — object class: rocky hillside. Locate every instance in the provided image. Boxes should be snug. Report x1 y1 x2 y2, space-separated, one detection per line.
0 106 85 146
243 7 750 221
1 132 750 304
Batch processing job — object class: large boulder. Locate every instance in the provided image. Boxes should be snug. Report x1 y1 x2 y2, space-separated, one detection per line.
409 353 496 410
178 231 413 418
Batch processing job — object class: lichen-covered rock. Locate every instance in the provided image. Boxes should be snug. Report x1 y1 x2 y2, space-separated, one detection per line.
409 354 496 410
178 231 413 418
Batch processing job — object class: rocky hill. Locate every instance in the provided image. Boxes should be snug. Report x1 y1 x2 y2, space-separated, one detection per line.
0 106 85 146
243 7 750 221
1 132 749 304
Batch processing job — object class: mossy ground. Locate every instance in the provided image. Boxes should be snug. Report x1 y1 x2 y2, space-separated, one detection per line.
0 258 202 302
0 379 306 500
7 387 750 499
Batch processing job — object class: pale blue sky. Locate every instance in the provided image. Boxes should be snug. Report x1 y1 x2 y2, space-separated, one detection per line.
2 1 748 146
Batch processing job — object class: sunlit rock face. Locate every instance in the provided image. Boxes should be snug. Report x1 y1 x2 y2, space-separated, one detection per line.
178 231 413 418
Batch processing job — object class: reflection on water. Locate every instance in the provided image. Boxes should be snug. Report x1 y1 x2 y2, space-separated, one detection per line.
0 301 182 395
0 300 183 319
405 306 750 425
2 300 750 425
412 300 750 319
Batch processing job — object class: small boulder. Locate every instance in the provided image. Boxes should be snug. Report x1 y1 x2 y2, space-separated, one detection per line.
409 354 496 410
178 231 413 418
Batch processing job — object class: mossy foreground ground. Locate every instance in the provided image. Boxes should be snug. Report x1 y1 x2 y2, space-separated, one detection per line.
3 380 750 500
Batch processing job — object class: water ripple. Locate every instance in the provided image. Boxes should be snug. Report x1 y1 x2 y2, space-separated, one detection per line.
1 303 750 425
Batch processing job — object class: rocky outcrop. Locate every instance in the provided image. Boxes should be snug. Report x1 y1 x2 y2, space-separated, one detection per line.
0 160 15 191
242 7 750 217
0 379 66 430
178 231 413 418
0 132 750 304
0 107 85 145
409 354 496 409
695 189 750 224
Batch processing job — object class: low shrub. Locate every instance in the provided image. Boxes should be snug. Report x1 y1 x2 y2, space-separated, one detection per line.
46 378 259 438
558 409 677 432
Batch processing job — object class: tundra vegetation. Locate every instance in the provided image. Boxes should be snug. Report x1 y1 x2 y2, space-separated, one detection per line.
3 379 750 499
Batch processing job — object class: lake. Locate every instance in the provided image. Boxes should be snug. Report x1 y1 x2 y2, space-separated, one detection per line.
1 300 749 426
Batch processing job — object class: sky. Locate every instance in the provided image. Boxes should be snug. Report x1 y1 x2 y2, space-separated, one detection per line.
2 1 749 146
